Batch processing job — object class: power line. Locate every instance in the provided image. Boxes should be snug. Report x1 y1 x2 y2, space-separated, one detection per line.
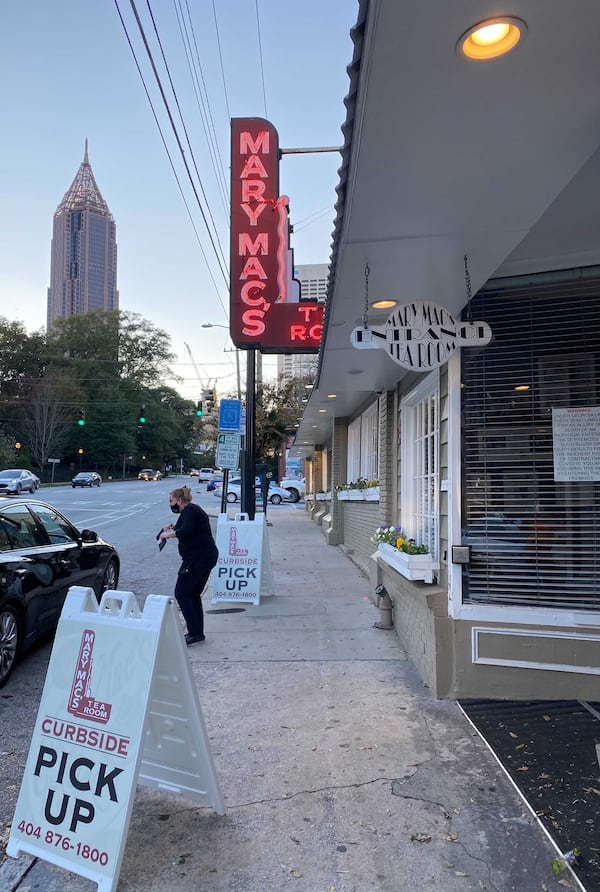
126 0 229 289
254 0 268 118
176 0 230 216
293 205 335 233
113 0 225 305
144 0 229 274
211 0 230 120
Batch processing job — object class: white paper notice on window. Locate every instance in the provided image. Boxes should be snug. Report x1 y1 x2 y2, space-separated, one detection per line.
552 406 600 481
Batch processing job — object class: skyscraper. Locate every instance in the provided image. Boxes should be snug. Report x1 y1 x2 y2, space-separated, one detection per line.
47 141 118 328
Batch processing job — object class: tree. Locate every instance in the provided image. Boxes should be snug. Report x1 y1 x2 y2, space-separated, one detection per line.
0 310 200 475
0 318 47 393
255 376 309 474
21 376 84 472
44 310 181 473
0 318 47 459
47 310 176 388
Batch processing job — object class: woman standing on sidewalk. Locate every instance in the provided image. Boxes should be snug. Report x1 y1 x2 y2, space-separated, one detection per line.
159 485 218 645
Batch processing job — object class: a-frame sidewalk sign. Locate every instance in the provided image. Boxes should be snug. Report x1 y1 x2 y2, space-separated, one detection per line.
212 511 274 605
7 587 224 892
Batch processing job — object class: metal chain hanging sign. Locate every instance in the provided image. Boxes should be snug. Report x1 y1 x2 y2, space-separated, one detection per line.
351 255 492 371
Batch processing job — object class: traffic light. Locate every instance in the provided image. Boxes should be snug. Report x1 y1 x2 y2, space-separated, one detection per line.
139 406 146 423
203 388 215 415
196 401 203 417
78 408 86 426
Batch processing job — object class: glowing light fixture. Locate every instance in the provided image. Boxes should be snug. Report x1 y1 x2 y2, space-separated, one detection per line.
371 299 397 310
515 384 530 391
458 17 526 60
318 409 327 414
327 393 337 399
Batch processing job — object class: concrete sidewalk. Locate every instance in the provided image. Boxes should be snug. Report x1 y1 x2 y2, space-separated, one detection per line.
2 508 573 892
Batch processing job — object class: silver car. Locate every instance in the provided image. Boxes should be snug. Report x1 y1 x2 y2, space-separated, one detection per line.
0 469 40 496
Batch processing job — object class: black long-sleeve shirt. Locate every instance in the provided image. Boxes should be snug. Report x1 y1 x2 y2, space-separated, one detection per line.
174 502 218 567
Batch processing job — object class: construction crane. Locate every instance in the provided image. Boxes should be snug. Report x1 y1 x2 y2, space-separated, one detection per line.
184 342 207 390
184 342 217 415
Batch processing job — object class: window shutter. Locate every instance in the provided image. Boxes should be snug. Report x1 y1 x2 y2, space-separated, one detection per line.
461 274 600 610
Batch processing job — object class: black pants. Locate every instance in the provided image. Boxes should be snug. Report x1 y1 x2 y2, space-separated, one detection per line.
174 563 212 637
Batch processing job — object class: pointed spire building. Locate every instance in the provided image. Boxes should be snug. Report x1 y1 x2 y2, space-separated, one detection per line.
47 142 119 328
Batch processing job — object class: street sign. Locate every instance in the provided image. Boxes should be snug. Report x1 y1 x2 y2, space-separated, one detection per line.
8 587 224 891
47 458 60 464
218 399 242 433
216 433 241 470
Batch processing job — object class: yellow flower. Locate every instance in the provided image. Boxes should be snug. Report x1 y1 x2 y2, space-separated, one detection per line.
396 537 404 548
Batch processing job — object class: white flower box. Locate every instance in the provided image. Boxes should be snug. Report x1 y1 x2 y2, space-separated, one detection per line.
337 490 350 500
365 486 380 501
378 543 439 584
316 492 331 501
347 489 365 500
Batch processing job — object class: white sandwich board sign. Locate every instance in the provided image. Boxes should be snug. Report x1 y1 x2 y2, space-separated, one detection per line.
8 587 224 892
212 512 274 605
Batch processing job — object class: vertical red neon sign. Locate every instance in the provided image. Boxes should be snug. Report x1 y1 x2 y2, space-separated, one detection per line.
230 117 324 353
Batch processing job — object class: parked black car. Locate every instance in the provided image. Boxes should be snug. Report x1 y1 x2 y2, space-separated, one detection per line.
0 469 40 495
72 472 102 488
0 499 120 686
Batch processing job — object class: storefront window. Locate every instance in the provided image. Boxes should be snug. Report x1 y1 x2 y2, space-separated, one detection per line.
461 273 600 611
401 371 439 557
347 402 378 481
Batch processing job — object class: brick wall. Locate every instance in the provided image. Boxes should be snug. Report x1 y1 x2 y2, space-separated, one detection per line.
376 559 453 697
378 391 396 522
325 419 348 545
341 501 381 574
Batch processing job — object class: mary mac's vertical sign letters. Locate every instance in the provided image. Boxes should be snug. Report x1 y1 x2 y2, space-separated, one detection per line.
230 117 323 353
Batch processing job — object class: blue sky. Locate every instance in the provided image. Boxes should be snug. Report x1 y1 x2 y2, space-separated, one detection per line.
0 1 357 399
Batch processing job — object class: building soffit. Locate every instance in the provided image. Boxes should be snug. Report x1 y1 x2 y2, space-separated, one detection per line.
290 0 600 458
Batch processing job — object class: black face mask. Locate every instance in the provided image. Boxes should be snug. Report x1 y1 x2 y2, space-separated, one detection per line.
170 503 180 514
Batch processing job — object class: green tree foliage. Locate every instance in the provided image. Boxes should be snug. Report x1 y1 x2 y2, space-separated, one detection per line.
255 376 308 472
0 318 46 396
46 310 176 387
0 311 193 476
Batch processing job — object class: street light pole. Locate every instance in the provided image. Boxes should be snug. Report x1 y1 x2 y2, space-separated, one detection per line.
201 323 242 400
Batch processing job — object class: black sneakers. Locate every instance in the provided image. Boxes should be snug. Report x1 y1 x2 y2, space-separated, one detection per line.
185 633 206 646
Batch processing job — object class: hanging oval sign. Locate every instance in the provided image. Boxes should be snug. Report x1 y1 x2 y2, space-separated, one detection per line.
351 300 492 371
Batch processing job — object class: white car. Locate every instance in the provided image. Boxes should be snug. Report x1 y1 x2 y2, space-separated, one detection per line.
279 477 306 503
212 477 292 505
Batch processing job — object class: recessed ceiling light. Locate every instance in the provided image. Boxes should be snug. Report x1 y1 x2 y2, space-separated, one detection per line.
458 17 526 60
515 384 530 391
318 409 327 413
371 299 397 310
327 393 336 399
